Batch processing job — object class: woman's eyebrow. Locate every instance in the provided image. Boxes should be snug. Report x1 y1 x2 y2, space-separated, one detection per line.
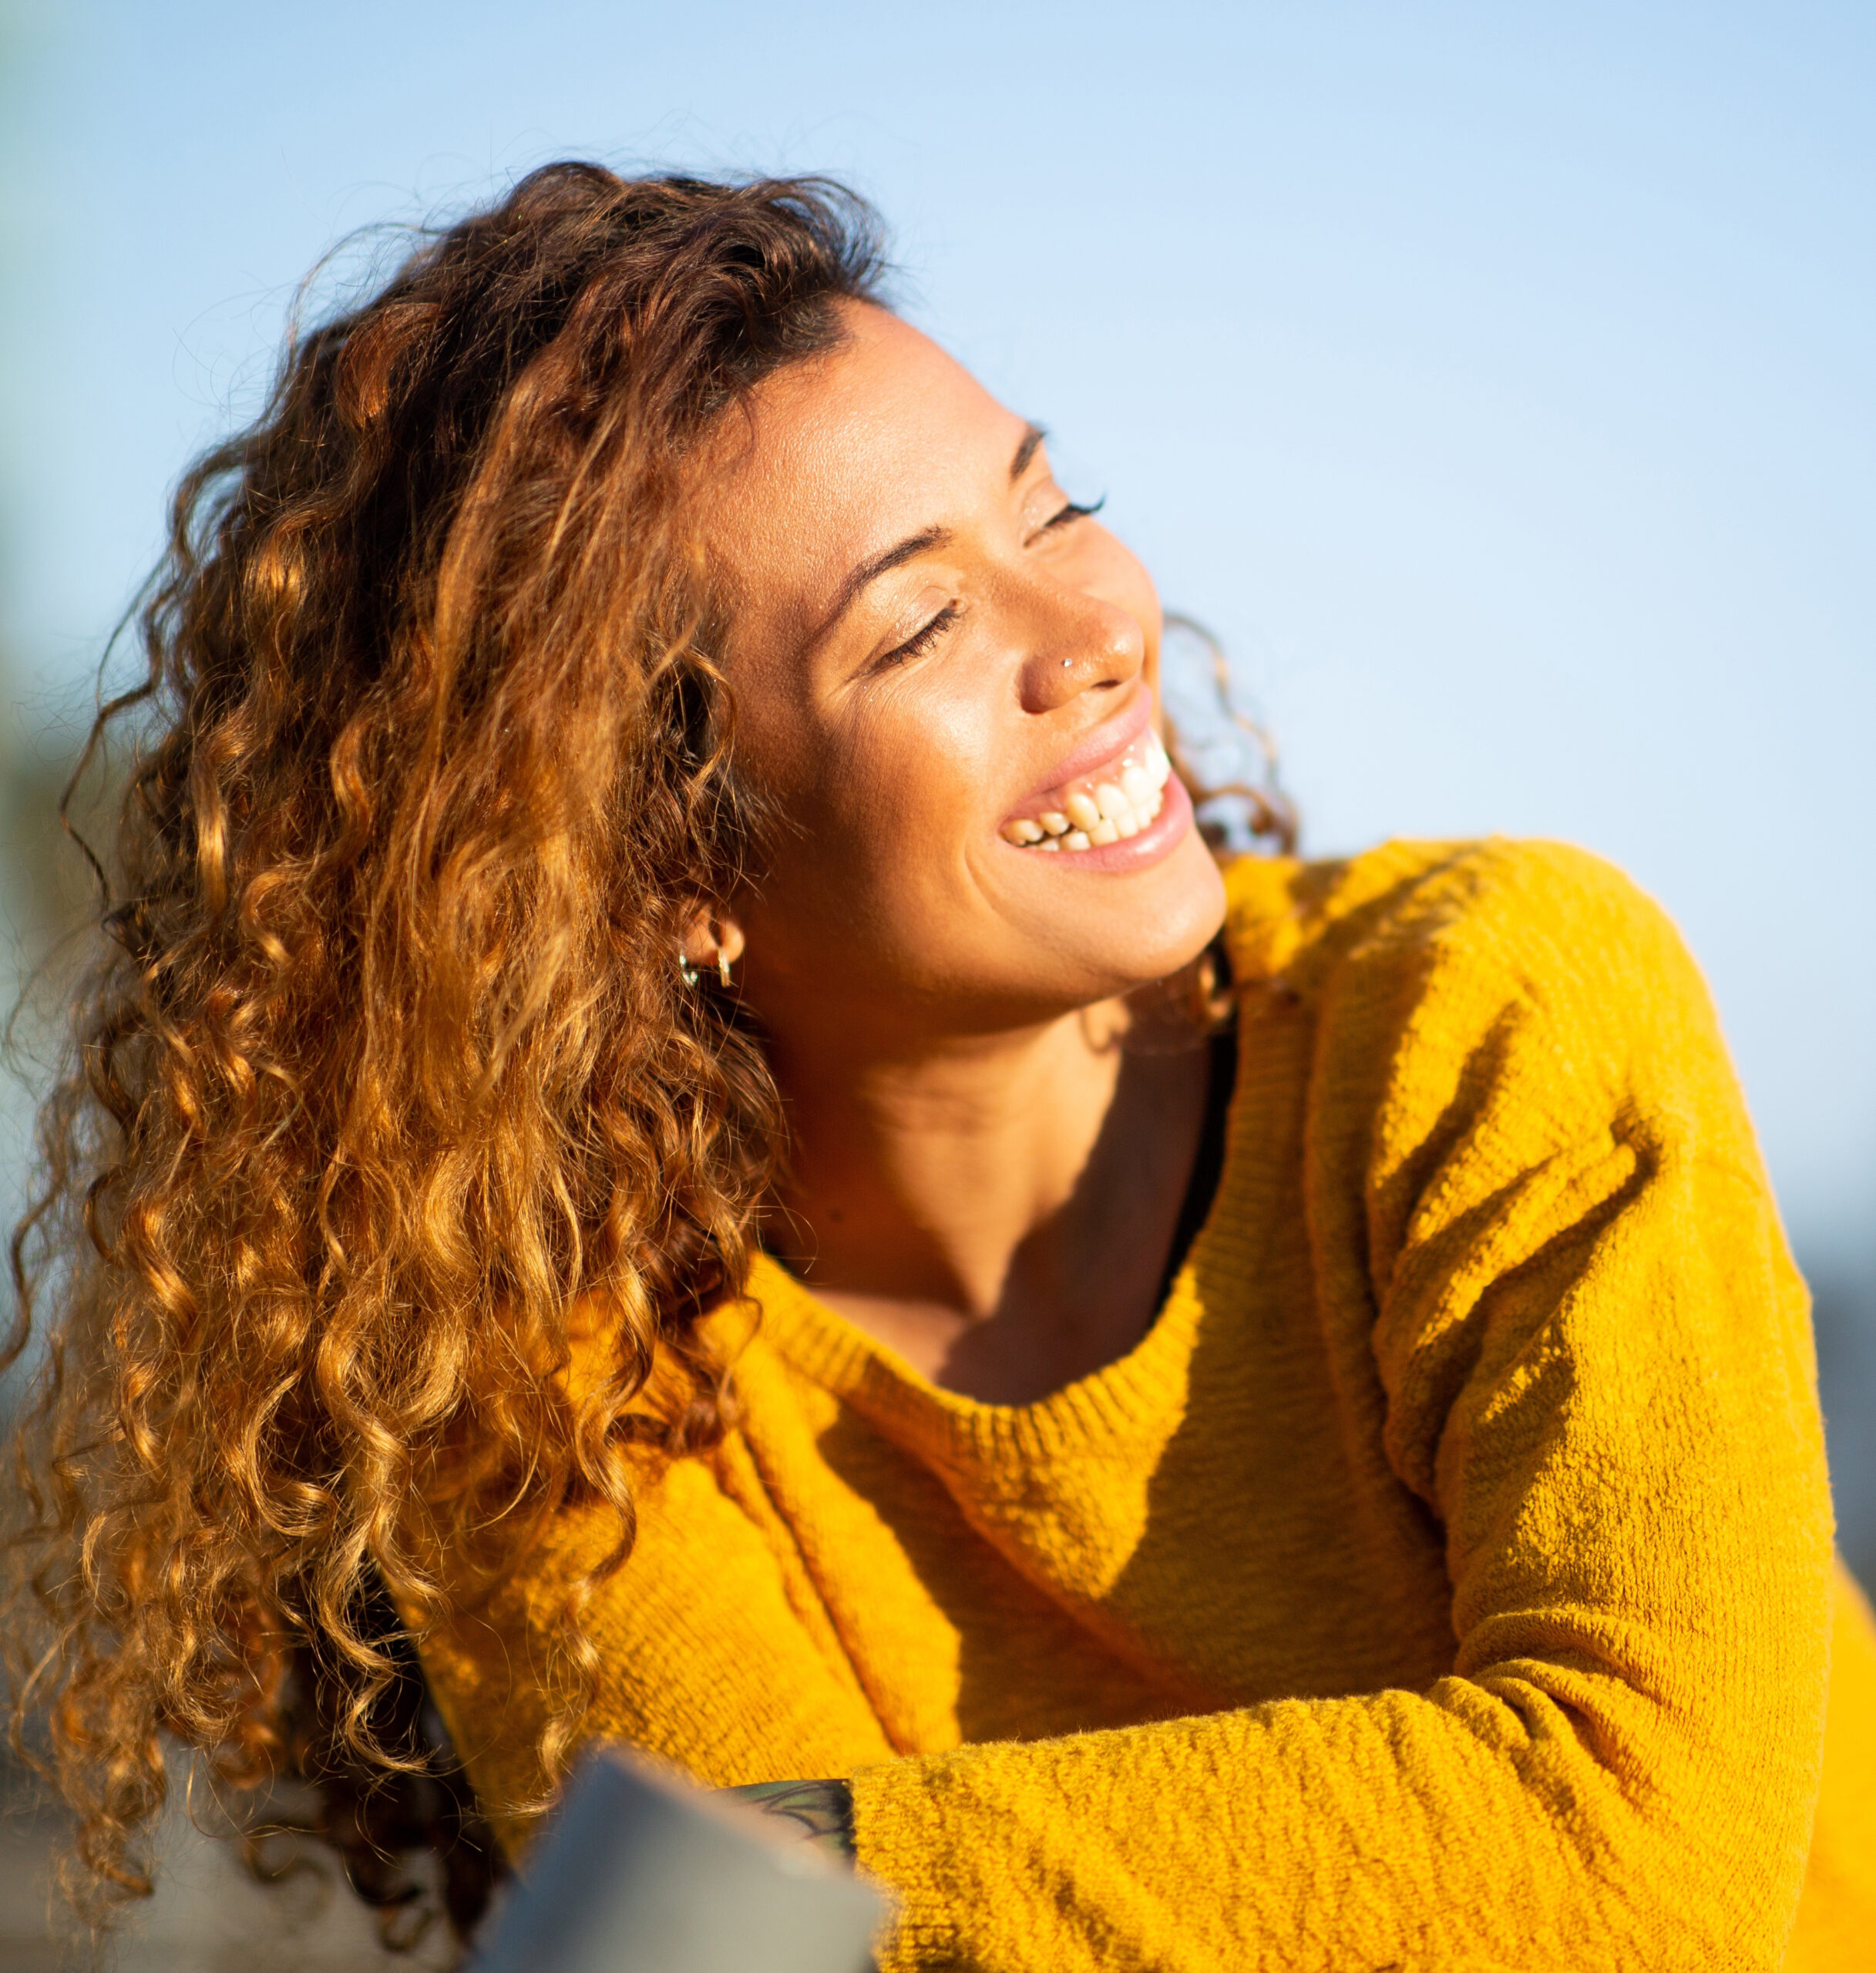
1010 422 1047 482
817 525 952 642
814 422 1045 646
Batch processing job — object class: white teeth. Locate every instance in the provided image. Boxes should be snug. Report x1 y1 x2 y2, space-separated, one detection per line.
1093 777 1145 837
1004 728 1178 854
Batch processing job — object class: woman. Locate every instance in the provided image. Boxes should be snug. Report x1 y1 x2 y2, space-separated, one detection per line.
7 163 1874 1970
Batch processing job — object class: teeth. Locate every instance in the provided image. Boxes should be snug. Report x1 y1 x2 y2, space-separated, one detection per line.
1002 728 1178 855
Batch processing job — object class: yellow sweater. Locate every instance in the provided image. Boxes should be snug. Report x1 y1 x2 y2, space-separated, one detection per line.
418 840 1876 1971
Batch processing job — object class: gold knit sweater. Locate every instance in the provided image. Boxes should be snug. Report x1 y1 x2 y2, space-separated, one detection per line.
418 840 1876 1970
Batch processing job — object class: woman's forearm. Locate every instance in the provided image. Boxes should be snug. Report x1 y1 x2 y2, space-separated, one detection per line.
722 1777 857 1866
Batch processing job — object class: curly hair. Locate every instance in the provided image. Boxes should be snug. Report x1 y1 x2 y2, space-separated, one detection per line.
3 163 886 1944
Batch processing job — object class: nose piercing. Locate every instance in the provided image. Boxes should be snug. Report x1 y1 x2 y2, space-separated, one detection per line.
1061 657 1072 668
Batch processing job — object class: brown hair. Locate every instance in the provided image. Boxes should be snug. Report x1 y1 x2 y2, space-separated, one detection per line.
4 163 883 1944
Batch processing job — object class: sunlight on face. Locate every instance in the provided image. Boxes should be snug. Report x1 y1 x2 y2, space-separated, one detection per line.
707 303 1229 1030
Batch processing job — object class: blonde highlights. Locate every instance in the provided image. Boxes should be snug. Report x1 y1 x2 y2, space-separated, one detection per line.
4 164 883 1931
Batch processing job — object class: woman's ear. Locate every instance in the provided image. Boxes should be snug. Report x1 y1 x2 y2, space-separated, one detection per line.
679 904 748 980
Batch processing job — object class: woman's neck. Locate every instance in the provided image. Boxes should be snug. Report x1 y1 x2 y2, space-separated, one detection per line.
762 997 1212 1403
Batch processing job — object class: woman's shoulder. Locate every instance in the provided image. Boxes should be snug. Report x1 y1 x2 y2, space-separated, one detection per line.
1225 835 1693 1004
1221 837 1733 1142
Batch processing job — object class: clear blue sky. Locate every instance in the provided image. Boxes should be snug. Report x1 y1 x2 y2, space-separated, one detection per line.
3 0 1872 1249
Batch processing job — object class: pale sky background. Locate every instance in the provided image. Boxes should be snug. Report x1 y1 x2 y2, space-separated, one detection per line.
2 0 1871 1269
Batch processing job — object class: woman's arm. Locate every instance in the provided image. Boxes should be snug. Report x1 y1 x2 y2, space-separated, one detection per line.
723 1778 857 1865
846 845 1835 1972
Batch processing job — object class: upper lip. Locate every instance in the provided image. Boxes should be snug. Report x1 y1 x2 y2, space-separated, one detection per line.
1007 688 1157 816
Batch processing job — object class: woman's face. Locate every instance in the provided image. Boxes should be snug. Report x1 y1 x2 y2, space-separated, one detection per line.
708 303 1229 1033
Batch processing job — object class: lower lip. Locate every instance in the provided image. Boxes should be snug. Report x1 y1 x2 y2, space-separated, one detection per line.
1004 771 1195 874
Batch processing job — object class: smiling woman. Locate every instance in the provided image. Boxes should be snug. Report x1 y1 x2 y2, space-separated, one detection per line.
5 163 1874 1973
689 303 1232 1408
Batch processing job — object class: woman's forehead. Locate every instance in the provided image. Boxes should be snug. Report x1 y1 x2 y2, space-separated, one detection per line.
708 305 1027 628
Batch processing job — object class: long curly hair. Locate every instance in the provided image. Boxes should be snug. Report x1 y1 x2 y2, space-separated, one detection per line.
3 163 886 1944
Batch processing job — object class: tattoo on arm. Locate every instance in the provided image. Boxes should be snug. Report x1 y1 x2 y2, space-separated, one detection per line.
721 1777 856 1865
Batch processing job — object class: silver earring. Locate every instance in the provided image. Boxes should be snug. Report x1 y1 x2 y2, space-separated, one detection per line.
678 954 700 988
716 950 733 988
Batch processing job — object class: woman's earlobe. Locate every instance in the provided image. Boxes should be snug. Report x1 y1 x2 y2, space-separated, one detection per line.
679 905 748 989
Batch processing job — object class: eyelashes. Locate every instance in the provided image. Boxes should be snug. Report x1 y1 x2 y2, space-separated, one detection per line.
871 496 1104 672
1035 495 1105 536
876 600 962 670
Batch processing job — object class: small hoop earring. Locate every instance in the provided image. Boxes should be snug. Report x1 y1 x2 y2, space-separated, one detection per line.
716 950 733 989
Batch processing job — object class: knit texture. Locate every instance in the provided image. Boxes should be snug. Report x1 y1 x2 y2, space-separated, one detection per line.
416 839 1876 1970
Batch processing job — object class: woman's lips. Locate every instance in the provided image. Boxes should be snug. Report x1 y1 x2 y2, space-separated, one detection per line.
998 728 1174 852
1002 768 1194 874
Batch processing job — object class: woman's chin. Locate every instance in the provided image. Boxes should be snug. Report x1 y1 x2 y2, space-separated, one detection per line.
1009 835 1229 1006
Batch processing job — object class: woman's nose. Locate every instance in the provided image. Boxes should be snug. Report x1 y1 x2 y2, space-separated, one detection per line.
1019 590 1145 714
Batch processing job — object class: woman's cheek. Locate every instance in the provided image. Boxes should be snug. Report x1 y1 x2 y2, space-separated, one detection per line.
879 687 999 835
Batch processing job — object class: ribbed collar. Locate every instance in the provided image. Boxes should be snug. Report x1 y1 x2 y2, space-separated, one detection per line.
738 1246 1209 1475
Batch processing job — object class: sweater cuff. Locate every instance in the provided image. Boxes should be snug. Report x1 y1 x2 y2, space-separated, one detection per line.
850 1752 977 1969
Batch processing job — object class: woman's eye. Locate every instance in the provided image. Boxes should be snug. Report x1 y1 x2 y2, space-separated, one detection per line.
876 600 960 670
1031 495 1106 541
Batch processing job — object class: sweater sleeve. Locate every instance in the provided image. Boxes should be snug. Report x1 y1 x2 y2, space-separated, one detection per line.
847 842 1834 1973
